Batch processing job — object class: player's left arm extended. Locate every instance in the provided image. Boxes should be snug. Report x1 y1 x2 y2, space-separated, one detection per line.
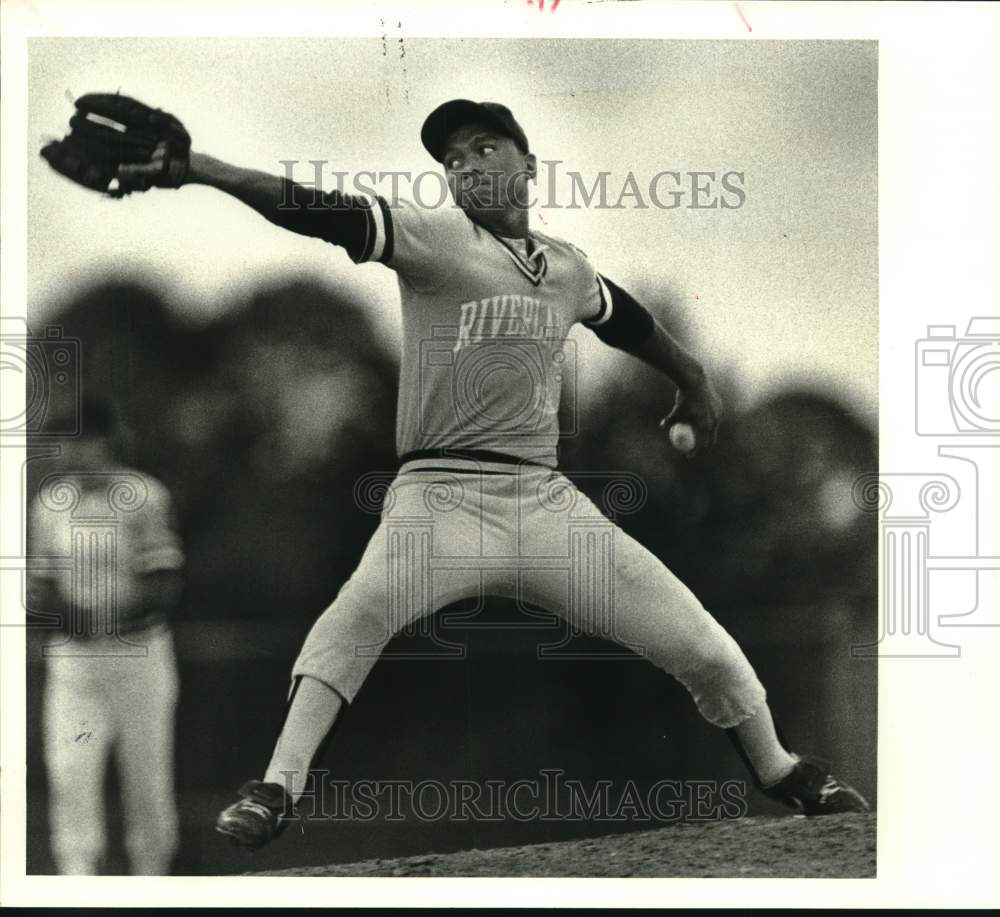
588 276 722 451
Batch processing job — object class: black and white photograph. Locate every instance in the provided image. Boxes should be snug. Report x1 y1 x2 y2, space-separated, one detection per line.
1 0 997 909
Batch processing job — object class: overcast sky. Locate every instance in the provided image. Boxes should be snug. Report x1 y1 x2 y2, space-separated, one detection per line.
28 38 877 421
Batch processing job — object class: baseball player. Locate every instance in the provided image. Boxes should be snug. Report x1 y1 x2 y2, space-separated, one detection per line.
27 397 185 874
40 94 869 853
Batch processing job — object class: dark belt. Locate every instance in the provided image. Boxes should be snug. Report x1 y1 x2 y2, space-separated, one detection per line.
399 448 554 470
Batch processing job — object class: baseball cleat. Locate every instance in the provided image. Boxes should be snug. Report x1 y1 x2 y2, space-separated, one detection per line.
215 780 294 850
762 755 871 816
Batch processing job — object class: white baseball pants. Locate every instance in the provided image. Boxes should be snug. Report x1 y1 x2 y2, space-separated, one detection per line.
292 457 766 729
42 623 179 875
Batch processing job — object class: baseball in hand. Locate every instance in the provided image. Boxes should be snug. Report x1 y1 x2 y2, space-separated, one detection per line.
669 422 697 454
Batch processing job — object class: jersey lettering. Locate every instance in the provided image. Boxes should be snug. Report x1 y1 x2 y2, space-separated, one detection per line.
453 295 558 353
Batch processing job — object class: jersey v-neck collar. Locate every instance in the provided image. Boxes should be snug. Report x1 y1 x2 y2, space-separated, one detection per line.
484 228 549 286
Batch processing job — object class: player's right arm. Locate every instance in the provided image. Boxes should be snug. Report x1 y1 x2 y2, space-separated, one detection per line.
571 255 722 453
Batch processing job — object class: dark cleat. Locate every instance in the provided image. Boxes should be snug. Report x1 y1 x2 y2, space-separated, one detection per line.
763 755 871 816
215 780 294 850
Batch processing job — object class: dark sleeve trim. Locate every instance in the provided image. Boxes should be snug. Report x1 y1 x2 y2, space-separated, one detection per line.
357 203 376 264
583 274 613 327
375 195 394 264
354 195 394 264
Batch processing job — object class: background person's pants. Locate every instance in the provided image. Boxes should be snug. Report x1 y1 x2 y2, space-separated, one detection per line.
43 623 179 875
293 457 767 728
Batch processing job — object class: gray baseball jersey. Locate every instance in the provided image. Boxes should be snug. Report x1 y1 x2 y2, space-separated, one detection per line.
355 197 613 467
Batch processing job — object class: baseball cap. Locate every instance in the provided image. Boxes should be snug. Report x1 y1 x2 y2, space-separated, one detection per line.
421 100 530 163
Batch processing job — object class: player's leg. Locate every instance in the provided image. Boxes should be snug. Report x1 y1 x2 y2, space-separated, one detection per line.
256 535 431 806
115 626 180 875
518 472 868 815
262 674 343 800
727 702 797 787
272 465 508 798
215 532 397 849
42 657 115 874
216 463 497 847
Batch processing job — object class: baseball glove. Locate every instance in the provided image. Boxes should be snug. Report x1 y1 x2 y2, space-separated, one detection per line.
40 93 190 197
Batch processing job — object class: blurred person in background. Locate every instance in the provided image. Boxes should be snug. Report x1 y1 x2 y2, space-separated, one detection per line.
26 396 185 875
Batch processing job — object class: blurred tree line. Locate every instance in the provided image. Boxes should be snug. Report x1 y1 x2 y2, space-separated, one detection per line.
562 281 877 618
28 273 876 627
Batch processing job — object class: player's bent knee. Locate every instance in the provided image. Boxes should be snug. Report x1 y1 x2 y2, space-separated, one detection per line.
672 637 767 730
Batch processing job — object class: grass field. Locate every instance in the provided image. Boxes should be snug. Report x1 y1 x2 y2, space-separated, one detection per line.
254 812 875 878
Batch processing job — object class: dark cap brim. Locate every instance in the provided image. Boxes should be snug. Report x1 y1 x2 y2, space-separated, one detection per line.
421 99 528 163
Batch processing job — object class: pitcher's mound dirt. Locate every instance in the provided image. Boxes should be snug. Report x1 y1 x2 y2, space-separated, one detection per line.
254 812 875 878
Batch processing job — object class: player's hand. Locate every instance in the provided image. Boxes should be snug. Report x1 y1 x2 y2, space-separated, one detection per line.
114 141 189 197
40 93 190 197
659 379 722 457
114 142 166 195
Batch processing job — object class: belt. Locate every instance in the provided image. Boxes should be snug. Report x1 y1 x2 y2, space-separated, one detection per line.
399 448 554 470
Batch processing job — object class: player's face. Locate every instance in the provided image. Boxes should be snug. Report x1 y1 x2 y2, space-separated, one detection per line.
442 122 536 230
